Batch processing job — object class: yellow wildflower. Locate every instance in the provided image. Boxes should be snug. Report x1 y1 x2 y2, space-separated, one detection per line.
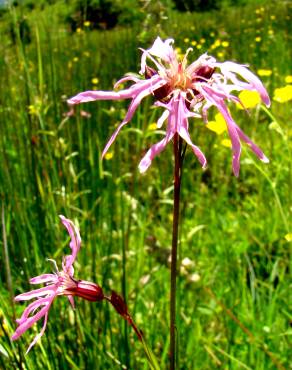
84 21 90 27
268 29 274 36
73 57 79 62
91 77 99 85
191 40 197 46
221 139 232 148
83 51 90 57
273 85 292 103
270 15 276 20
217 52 224 58
257 69 272 77
211 39 221 50
76 27 82 33
221 41 229 48
199 38 206 44
255 36 261 42
284 233 292 242
184 38 189 43
237 90 261 109
148 123 157 131
206 113 227 135
105 152 113 160
196 44 202 50
284 75 292 84
28 105 38 115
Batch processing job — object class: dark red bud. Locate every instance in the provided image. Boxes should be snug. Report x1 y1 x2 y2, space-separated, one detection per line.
110 291 129 318
109 291 143 341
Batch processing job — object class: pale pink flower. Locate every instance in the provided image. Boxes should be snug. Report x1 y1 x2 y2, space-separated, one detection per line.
68 37 270 176
11 215 103 353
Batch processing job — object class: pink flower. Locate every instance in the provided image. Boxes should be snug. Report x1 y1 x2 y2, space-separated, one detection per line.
68 37 270 176
11 215 103 353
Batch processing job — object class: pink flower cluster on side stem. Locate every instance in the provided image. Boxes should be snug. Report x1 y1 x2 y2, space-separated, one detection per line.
68 37 270 176
11 216 139 353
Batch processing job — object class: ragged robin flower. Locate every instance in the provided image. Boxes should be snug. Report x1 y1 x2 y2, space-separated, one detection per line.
11 216 104 353
68 37 270 176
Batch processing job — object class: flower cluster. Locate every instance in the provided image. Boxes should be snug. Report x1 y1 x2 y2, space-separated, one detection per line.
68 37 270 176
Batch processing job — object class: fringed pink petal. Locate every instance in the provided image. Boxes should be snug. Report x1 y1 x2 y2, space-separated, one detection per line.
138 132 174 173
177 94 207 168
101 78 167 157
217 103 242 176
218 61 271 107
114 75 140 89
11 300 52 341
14 298 49 327
178 125 207 168
201 85 241 176
235 124 269 163
186 53 216 76
68 75 162 105
59 215 81 271
157 110 169 128
67 90 130 105
25 312 49 354
30 274 57 285
140 37 175 74
15 286 57 301
147 37 175 62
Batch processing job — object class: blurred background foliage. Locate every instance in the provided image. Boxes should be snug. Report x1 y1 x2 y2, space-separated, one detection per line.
0 0 291 369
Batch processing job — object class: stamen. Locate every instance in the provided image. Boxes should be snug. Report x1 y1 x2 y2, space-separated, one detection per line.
182 47 193 67
46 259 59 274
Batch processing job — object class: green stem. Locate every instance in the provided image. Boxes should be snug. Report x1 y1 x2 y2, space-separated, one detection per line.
1 202 15 320
170 133 183 369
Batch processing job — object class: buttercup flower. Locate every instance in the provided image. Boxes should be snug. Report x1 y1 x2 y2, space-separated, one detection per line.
237 90 261 109
68 37 270 176
273 85 292 103
206 112 227 135
11 216 103 353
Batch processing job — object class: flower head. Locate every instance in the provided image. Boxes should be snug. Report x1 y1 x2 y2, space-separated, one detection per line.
11 215 103 353
68 37 270 176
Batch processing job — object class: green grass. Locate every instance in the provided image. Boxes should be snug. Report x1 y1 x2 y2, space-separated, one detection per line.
0 1 291 369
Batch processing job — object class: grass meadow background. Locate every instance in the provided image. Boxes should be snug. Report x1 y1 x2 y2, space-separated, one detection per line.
0 0 291 369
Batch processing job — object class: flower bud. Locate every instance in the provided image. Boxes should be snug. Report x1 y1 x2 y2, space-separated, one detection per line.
110 291 129 318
